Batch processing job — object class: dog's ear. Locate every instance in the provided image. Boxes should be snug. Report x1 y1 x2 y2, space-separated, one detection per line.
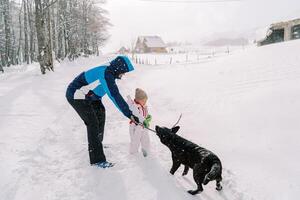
171 126 180 134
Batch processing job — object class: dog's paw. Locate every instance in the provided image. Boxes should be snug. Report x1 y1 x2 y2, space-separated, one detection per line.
188 189 202 195
187 190 197 195
203 176 211 185
216 185 223 191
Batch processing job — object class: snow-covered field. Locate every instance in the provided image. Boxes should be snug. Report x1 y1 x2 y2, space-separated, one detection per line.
1 40 300 200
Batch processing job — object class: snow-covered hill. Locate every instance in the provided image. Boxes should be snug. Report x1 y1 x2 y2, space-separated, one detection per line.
1 40 300 200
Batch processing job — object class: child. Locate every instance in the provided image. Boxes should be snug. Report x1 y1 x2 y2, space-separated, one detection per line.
127 88 152 157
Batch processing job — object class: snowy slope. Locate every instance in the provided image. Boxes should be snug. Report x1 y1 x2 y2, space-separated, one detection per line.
1 40 300 200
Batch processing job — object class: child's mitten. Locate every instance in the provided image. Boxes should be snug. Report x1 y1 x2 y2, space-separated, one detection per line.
143 114 152 128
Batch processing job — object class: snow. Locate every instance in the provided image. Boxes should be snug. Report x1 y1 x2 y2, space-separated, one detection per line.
1 40 300 200
255 25 271 42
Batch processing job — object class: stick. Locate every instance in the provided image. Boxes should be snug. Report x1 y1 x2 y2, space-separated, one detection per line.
137 122 157 133
135 113 183 133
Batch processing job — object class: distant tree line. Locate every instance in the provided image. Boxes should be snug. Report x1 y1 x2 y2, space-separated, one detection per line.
0 0 110 74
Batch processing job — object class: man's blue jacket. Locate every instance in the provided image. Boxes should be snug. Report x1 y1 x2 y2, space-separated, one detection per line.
66 56 134 119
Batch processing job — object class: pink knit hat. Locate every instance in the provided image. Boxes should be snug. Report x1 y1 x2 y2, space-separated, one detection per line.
135 88 148 101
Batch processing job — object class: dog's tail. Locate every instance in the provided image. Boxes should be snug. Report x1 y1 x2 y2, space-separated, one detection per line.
203 162 222 185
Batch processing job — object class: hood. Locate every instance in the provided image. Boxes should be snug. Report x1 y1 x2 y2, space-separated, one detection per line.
107 56 134 79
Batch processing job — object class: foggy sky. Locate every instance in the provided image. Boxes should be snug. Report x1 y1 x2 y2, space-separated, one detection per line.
102 0 300 52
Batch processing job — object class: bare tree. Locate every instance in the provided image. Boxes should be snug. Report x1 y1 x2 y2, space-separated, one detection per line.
28 0 36 62
3 0 13 66
34 0 53 74
0 0 110 74
23 0 29 64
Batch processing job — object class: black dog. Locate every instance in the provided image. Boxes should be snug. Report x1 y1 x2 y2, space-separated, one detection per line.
155 125 223 195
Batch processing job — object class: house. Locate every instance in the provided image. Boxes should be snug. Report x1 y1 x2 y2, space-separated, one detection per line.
135 36 167 53
258 18 300 46
118 46 130 54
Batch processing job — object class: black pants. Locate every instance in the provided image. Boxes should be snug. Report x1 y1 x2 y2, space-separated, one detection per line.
67 99 106 164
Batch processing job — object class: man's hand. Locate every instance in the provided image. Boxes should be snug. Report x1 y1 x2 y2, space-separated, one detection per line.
85 90 100 101
131 115 140 124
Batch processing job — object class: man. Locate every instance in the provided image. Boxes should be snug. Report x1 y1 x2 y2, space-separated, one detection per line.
66 55 140 168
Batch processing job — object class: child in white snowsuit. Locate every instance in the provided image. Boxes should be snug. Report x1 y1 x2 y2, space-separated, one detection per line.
127 88 152 157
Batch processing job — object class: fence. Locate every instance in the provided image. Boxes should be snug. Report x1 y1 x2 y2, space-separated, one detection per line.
131 45 246 65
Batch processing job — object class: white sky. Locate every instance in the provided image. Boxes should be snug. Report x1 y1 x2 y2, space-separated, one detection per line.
102 0 300 52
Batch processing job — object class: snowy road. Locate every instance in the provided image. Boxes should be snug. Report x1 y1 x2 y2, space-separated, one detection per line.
1 40 300 200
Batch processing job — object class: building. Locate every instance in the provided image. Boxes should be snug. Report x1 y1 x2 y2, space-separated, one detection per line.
135 36 167 53
258 18 300 46
118 46 130 54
